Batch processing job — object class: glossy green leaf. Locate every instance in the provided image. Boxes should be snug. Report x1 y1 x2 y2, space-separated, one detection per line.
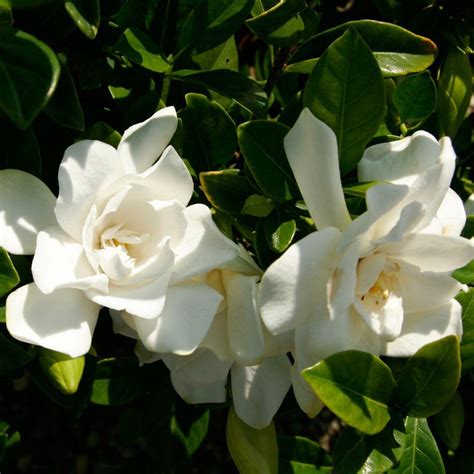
0 331 33 375
246 0 319 47
114 28 170 73
303 350 395 435
0 248 19 298
452 260 474 285
393 72 437 125
303 28 385 176
200 169 255 214
242 195 274 217
65 0 100 39
456 288 474 372
278 435 332 473
390 417 444 474
396 336 461 418
168 69 268 118
433 392 464 451
38 348 85 395
192 36 238 71
290 20 438 77
0 27 60 129
437 47 472 138
44 61 84 130
179 93 237 171
238 120 297 202
176 0 253 57
226 405 278 474
171 408 209 457
264 212 296 253
79 121 122 147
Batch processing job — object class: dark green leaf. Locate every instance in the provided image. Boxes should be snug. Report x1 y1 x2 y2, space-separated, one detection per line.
303 28 385 176
393 72 437 125
456 289 474 372
192 36 238 71
0 0 58 7
453 260 474 285
303 350 395 435
241 195 274 217
433 392 464 451
171 408 209 457
390 417 444 474
238 120 297 202
179 93 237 171
278 435 332 473
65 0 100 39
0 331 33 375
168 69 268 118
246 0 319 47
290 20 438 77
114 27 170 73
0 6 12 25
200 169 255 214
0 307 5 323
396 336 461 418
44 61 84 130
264 212 296 253
79 121 121 147
0 27 61 129
437 47 472 138
0 248 19 298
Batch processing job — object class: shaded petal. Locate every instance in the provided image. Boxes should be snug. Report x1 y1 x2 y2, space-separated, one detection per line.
356 253 386 295
223 272 265 366
381 300 462 357
6 283 100 357
200 307 233 361
56 140 124 240
466 194 474 215
0 169 56 255
259 228 340 335
284 108 351 230
109 309 137 339
231 355 292 429
32 225 108 294
118 107 178 174
134 281 223 354
134 341 161 365
290 362 324 418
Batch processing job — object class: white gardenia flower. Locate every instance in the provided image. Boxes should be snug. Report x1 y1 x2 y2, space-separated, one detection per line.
112 245 293 429
259 108 474 417
0 107 238 357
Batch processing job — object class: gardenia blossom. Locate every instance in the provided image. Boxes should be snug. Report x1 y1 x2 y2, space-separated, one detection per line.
112 245 293 429
0 107 238 357
259 108 474 416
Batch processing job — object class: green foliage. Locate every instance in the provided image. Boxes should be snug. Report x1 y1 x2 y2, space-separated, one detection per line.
433 392 464 451
0 248 19 298
456 288 474 372
65 0 100 39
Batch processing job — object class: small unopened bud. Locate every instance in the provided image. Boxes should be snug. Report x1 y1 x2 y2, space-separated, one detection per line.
226 405 278 474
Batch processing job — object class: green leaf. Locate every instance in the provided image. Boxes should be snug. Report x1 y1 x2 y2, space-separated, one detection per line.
171 407 209 457
179 93 237 171
114 27 170 73
192 36 238 72
65 0 100 39
303 350 395 435
200 169 255 214
168 69 268 118
226 405 278 474
433 392 464 451
0 6 12 25
390 417 445 474
246 0 319 47
303 28 385 176
38 348 85 395
396 336 461 418
44 61 84 130
437 47 472 138
0 331 33 375
0 248 19 298
278 435 332 473
456 288 474 372
176 0 253 57
0 0 58 7
90 357 145 406
289 20 438 77
0 27 61 129
79 121 122 147
242 195 274 217
264 212 296 253
452 260 474 285
238 120 297 202
393 72 437 125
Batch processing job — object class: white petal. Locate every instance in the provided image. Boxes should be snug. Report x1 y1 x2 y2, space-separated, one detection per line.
358 131 441 184
426 188 466 237
171 204 239 282
109 309 137 339
356 253 386 295
0 169 56 254
382 233 474 272
381 300 463 357
134 341 161 365
262 327 294 357
32 225 108 294
200 306 233 361
259 228 340 335
6 283 100 357
56 140 124 240
231 355 292 429
290 362 324 418
118 107 178 174
133 281 223 354
284 108 351 230
162 350 232 404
